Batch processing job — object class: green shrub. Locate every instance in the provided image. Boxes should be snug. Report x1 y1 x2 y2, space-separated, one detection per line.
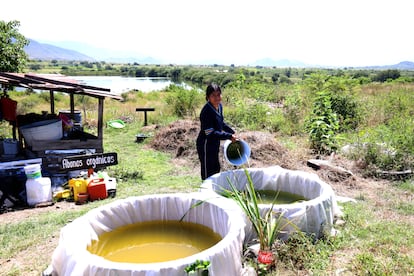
265 109 286 133
305 89 339 154
282 89 305 135
344 120 414 175
165 85 203 118
372 69 401 82
17 94 42 113
226 100 272 131
330 91 362 132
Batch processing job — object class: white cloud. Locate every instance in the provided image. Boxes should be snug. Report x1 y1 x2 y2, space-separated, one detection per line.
1 0 413 66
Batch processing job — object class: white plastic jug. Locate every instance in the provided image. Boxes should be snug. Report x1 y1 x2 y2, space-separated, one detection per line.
26 177 52 206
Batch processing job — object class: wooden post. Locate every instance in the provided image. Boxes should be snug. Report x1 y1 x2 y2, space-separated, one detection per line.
135 107 155 126
49 91 55 114
98 98 104 139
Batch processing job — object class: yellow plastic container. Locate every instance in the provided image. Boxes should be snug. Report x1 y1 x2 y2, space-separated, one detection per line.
53 189 71 200
69 178 88 202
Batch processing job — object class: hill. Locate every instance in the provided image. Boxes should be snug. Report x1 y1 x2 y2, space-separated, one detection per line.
44 41 161 64
24 39 414 69
24 39 95 61
360 61 414 70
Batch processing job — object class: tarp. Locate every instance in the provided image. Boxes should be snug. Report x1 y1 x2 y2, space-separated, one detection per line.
50 193 246 276
201 166 339 240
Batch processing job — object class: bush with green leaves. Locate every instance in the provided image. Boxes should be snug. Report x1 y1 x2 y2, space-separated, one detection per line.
325 76 362 132
330 91 362 132
16 93 42 113
0 20 29 72
225 100 273 131
372 69 401 82
348 121 414 175
165 85 203 118
343 84 414 173
282 88 305 135
305 89 339 154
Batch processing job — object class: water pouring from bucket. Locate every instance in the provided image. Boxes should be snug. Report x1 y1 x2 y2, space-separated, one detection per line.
223 140 251 166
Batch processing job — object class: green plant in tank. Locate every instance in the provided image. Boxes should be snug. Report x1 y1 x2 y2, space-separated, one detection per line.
220 169 291 252
184 259 211 275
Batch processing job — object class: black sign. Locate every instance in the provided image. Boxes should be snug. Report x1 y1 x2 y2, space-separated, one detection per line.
60 152 118 170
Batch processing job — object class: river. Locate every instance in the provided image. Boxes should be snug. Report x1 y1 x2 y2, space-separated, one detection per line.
70 76 178 94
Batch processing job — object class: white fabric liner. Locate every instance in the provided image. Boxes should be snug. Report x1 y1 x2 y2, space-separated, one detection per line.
201 166 339 240
51 193 246 276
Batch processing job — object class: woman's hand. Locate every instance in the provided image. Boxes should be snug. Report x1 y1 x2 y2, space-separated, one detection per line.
231 134 238 143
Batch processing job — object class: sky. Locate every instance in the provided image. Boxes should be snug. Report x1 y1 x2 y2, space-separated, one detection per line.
1 0 413 67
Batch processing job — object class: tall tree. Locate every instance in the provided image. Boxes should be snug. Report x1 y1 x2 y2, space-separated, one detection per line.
0 20 29 72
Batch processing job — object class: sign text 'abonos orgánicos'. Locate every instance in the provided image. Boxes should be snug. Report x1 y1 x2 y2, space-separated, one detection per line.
61 153 118 170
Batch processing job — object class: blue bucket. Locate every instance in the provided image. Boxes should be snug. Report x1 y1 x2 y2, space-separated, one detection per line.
223 140 251 166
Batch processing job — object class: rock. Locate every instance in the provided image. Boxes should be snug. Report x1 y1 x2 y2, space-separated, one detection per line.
335 219 346 227
307 159 353 177
241 266 257 276
336 196 357 204
35 201 54 208
375 169 413 180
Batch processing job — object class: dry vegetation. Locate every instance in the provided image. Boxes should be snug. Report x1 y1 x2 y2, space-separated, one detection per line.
149 119 358 186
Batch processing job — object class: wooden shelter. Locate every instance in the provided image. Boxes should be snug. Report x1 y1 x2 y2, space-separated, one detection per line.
0 72 122 172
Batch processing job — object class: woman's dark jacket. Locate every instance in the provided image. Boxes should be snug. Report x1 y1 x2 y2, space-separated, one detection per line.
196 102 234 180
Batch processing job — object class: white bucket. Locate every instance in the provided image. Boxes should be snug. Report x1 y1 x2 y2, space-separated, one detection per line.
25 177 52 206
223 140 251 166
19 119 62 147
24 164 42 179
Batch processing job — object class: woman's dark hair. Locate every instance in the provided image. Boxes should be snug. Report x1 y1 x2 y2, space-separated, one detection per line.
206 83 221 100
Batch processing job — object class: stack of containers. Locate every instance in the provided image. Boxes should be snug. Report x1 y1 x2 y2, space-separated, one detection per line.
69 172 116 204
24 164 52 207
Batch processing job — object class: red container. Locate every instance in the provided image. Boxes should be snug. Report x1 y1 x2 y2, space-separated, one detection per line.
258 250 274 265
88 178 107 201
1 97 17 121
76 193 89 205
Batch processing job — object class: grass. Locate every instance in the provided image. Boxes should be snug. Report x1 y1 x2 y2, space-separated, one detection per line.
341 202 414 275
270 194 414 275
0 210 87 260
103 120 201 194
0 121 201 276
1 85 414 275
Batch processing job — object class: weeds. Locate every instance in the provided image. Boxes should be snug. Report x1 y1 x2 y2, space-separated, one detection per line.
184 259 211 275
1 68 414 275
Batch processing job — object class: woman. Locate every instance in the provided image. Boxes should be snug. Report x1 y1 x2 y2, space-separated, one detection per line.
196 83 237 180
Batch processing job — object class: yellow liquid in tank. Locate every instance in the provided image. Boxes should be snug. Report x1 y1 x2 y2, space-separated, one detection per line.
87 220 222 263
256 190 307 204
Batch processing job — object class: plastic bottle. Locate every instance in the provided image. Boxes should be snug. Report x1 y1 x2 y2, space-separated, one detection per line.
24 164 52 206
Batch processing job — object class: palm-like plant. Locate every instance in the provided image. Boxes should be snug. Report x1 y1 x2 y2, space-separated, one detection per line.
221 169 290 263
